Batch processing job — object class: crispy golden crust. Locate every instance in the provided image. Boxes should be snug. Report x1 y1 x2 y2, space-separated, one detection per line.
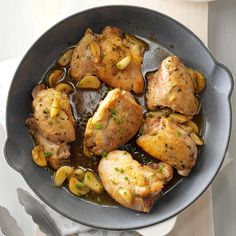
98 150 173 212
146 56 199 115
137 116 198 175
70 26 146 93
84 88 143 155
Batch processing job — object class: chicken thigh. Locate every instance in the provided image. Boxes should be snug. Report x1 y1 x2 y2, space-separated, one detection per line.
98 150 173 212
26 86 76 169
146 55 199 116
70 26 147 93
84 88 143 156
137 113 202 176
31 88 75 143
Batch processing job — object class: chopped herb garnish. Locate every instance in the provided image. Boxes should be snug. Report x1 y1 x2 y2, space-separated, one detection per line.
118 127 125 134
44 152 52 159
148 112 154 118
176 131 182 137
95 123 104 129
55 118 60 124
110 108 117 115
43 108 49 116
139 127 144 135
157 164 164 174
109 108 124 124
124 176 129 181
112 115 124 124
114 167 124 173
96 196 102 203
117 117 124 124
112 180 117 185
76 182 86 189
43 108 49 114
100 51 105 59
101 152 107 158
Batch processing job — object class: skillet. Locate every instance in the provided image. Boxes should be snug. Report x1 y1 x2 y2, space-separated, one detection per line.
4 6 233 230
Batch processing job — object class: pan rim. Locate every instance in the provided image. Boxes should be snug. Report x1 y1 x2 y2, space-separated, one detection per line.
4 5 233 230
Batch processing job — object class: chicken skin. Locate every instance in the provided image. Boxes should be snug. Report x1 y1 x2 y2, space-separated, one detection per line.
26 86 76 169
137 113 200 176
27 125 71 169
70 26 147 93
98 150 173 213
31 88 75 143
146 56 199 116
83 88 143 156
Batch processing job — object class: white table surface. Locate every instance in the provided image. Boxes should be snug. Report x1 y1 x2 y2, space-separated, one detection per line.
0 1 215 236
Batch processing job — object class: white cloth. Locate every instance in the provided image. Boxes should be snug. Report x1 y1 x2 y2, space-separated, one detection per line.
0 58 19 128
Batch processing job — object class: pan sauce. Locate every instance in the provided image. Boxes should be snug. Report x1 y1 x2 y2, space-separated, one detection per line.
42 36 203 205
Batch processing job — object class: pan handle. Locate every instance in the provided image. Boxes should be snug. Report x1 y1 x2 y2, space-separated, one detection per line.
4 137 26 172
213 62 234 98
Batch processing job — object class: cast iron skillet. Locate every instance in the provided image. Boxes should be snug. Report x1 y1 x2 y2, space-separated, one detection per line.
4 6 233 230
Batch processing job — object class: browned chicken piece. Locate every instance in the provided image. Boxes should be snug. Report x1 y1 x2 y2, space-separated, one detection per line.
26 86 76 169
70 26 147 93
98 150 173 213
137 114 200 176
32 88 75 143
84 88 143 156
27 124 71 169
146 55 199 116
32 83 45 99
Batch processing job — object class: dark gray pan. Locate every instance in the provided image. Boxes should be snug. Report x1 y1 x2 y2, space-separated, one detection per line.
4 6 233 230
